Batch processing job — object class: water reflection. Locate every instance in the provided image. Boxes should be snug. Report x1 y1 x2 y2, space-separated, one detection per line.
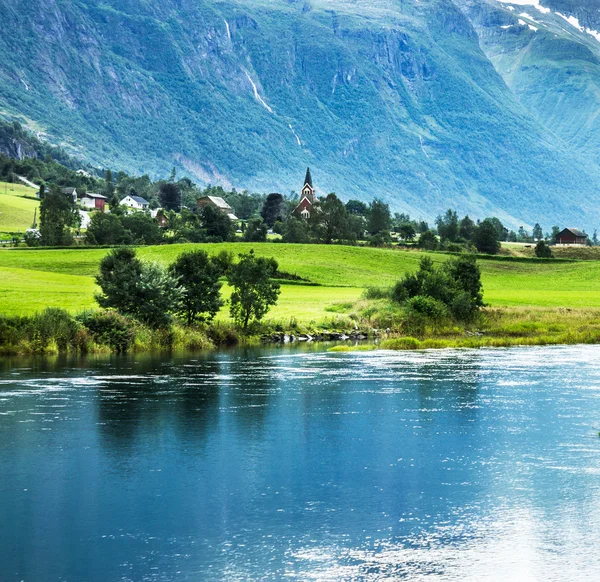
1 345 600 581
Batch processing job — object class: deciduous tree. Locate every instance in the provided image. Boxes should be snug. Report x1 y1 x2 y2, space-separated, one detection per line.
227 251 280 330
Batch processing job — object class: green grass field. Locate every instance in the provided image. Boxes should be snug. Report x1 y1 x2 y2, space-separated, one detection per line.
1 242 600 319
0 181 39 233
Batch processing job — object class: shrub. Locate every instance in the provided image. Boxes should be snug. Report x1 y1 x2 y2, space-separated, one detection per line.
417 230 438 250
243 218 268 242
406 295 449 320
30 308 81 352
392 254 483 322
535 240 553 258
362 286 392 300
79 310 136 353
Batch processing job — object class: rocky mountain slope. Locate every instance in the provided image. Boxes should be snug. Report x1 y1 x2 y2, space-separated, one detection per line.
2 0 600 229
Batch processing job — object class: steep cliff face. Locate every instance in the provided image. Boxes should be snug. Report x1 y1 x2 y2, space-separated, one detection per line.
2 0 600 228
458 0 600 166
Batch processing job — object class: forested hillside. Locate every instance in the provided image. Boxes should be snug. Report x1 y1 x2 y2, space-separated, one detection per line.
2 0 600 228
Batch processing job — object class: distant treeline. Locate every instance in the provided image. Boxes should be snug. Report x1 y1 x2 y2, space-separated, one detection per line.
2 119 597 254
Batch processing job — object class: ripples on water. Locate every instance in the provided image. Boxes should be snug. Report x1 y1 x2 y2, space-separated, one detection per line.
1 345 600 581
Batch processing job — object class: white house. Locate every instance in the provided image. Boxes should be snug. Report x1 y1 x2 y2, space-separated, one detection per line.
121 195 150 210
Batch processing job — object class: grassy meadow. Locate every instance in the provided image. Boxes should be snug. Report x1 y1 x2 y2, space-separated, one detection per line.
1 243 600 321
0 181 39 233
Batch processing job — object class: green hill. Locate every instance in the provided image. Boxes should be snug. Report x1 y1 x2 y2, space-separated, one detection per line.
3 0 600 230
0 181 38 233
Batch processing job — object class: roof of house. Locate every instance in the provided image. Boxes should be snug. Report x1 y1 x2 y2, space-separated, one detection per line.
560 228 587 237
81 192 106 199
61 187 77 195
227 213 238 221
304 167 313 188
199 196 232 210
127 195 149 205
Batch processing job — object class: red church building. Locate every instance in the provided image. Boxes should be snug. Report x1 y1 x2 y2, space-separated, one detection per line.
293 167 316 219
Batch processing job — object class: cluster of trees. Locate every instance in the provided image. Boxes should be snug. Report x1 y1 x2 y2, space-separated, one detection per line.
95 248 280 331
392 254 484 324
269 195 404 245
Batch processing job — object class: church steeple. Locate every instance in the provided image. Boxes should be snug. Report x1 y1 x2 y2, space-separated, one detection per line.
304 167 313 189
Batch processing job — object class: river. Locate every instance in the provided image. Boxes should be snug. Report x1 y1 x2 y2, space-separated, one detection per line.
1 345 600 581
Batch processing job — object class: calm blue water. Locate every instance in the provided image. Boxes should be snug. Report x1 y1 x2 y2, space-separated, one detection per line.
1 345 600 581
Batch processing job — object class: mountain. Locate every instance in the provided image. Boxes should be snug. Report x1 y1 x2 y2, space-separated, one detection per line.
2 0 600 229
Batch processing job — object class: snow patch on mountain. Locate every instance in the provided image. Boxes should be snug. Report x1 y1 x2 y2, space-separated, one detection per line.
556 12 600 43
496 0 550 15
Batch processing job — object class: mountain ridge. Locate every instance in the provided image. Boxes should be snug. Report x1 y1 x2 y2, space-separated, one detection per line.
2 0 600 229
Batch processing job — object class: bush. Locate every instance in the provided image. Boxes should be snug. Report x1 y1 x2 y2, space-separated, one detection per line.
392 254 483 322
406 295 449 320
78 310 136 353
29 308 82 353
243 218 268 242
535 240 553 258
362 286 392 300
417 230 438 250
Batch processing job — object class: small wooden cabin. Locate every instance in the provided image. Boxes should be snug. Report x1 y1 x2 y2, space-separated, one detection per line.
556 228 588 245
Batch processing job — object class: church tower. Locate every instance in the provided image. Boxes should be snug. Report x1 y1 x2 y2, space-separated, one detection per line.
293 167 316 219
301 167 315 204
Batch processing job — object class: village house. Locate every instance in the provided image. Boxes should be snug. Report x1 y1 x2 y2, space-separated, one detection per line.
121 194 150 210
79 192 106 211
61 187 78 203
196 195 238 220
293 167 316 219
556 228 588 245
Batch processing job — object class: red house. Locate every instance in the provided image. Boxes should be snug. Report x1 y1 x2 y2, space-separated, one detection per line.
293 167 316 219
556 228 588 245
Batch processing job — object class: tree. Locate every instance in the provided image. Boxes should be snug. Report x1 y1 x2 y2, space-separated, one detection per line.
417 230 438 250
199 205 235 241
517 226 530 242
532 223 543 241
550 226 560 244
104 169 115 199
282 217 311 243
86 213 131 245
95 248 143 316
346 199 368 216
243 218 268 242
227 251 280 330
458 215 475 241
95 248 182 328
488 217 506 241
535 240 553 258
159 181 181 211
398 222 416 242
169 250 225 324
473 219 500 254
593 230 599 246
367 198 392 235
311 193 352 244
39 187 79 246
436 209 459 242
260 193 285 227
121 212 163 245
